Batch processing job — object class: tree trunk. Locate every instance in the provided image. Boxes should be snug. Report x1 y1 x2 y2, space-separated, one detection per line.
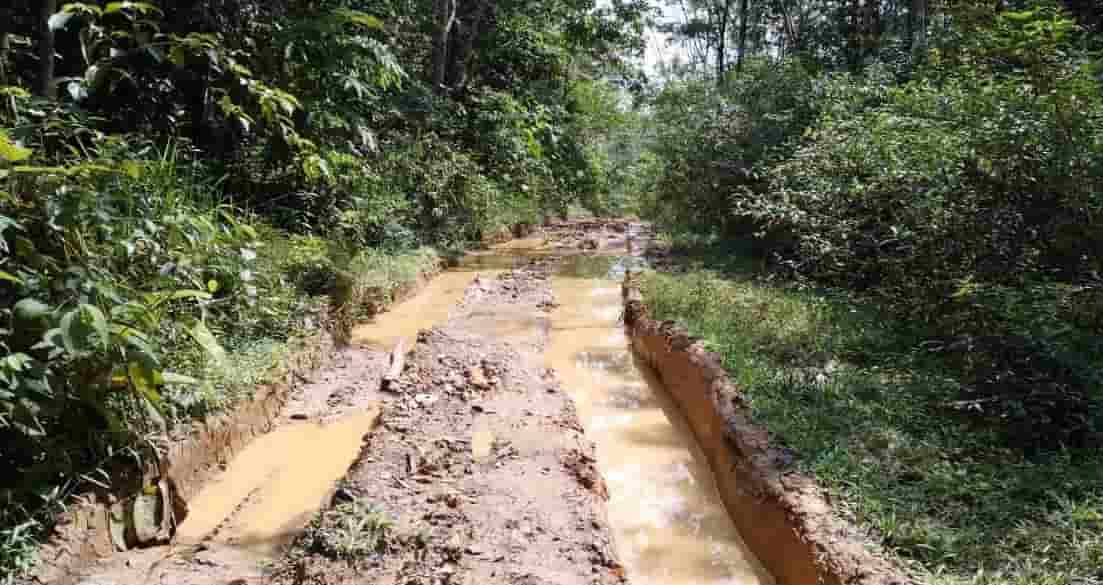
715 2 729 85
845 0 861 70
431 0 456 93
862 0 882 58
0 7 16 122
910 0 928 56
444 0 491 91
777 0 798 58
0 7 10 87
39 0 58 99
736 0 749 72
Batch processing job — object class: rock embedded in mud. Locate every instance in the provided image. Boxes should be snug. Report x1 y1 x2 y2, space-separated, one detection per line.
465 365 489 389
131 492 164 545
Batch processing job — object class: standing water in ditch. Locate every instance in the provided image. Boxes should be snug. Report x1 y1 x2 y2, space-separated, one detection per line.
546 251 773 585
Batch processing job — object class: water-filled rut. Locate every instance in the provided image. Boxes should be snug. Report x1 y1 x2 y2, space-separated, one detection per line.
546 256 772 585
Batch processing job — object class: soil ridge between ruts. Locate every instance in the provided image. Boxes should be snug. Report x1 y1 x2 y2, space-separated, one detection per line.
271 261 627 585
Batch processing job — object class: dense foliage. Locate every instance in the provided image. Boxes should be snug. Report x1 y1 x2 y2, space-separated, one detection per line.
0 0 646 577
641 0 1103 449
638 0 1103 582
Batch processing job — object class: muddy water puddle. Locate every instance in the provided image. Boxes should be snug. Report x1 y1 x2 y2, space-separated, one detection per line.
351 270 484 349
171 239 547 559
174 408 381 555
352 236 556 348
547 255 773 585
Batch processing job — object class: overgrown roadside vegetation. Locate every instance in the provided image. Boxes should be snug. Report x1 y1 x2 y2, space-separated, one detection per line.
642 253 1103 584
0 0 647 578
634 0 1103 583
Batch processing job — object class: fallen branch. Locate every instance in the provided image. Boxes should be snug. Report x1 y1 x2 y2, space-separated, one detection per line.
381 337 407 393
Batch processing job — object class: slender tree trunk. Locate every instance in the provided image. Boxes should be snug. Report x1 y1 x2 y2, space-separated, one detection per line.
910 0 928 56
716 4 729 85
431 0 456 93
778 0 797 57
0 8 9 87
736 0 749 72
444 0 491 91
0 7 16 122
845 0 861 70
862 0 882 58
39 0 58 99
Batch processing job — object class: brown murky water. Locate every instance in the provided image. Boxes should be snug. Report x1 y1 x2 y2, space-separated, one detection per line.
546 255 773 585
350 271 483 349
174 409 380 555
171 240 534 559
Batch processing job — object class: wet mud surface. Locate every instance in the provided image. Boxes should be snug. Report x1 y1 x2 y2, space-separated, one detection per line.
547 267 771 585
60 220 780 585
272 266 625 585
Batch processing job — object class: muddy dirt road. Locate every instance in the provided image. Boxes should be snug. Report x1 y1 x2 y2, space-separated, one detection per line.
63 221 772 585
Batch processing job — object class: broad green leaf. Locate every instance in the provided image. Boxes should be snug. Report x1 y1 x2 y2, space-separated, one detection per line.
0 133 32 163
121 330 158 368
85 64 109 92
127 361 162 406
121 160 142 179
104 2 162 16
0 270 23 285
171 289 213 302
48 11 76 31
187 320 228 370
160 372 200 386
59 310 82 353
11 166 67 175
80 304 110 350
333 9 383 30
13 299 51 321
59 3 104 17
0 86 31 99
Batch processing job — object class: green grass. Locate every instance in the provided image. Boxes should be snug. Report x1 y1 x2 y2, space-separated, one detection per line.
297 496 395 561
640 256 1103 585
348 247 440 299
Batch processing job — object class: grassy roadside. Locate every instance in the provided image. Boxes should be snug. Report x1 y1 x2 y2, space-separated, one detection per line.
640 246 1103 585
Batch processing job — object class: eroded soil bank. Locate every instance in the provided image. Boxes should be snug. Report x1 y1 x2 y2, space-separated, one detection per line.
623 280 910 585
546 253 772 585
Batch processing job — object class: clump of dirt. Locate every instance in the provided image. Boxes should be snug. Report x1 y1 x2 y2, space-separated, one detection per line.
560 450 608 501
272 266 625 585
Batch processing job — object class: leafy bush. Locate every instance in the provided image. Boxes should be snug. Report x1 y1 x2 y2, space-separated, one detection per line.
641 6 1103 450
640 59 820 241
0 136 324 576
737 15 1103 446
